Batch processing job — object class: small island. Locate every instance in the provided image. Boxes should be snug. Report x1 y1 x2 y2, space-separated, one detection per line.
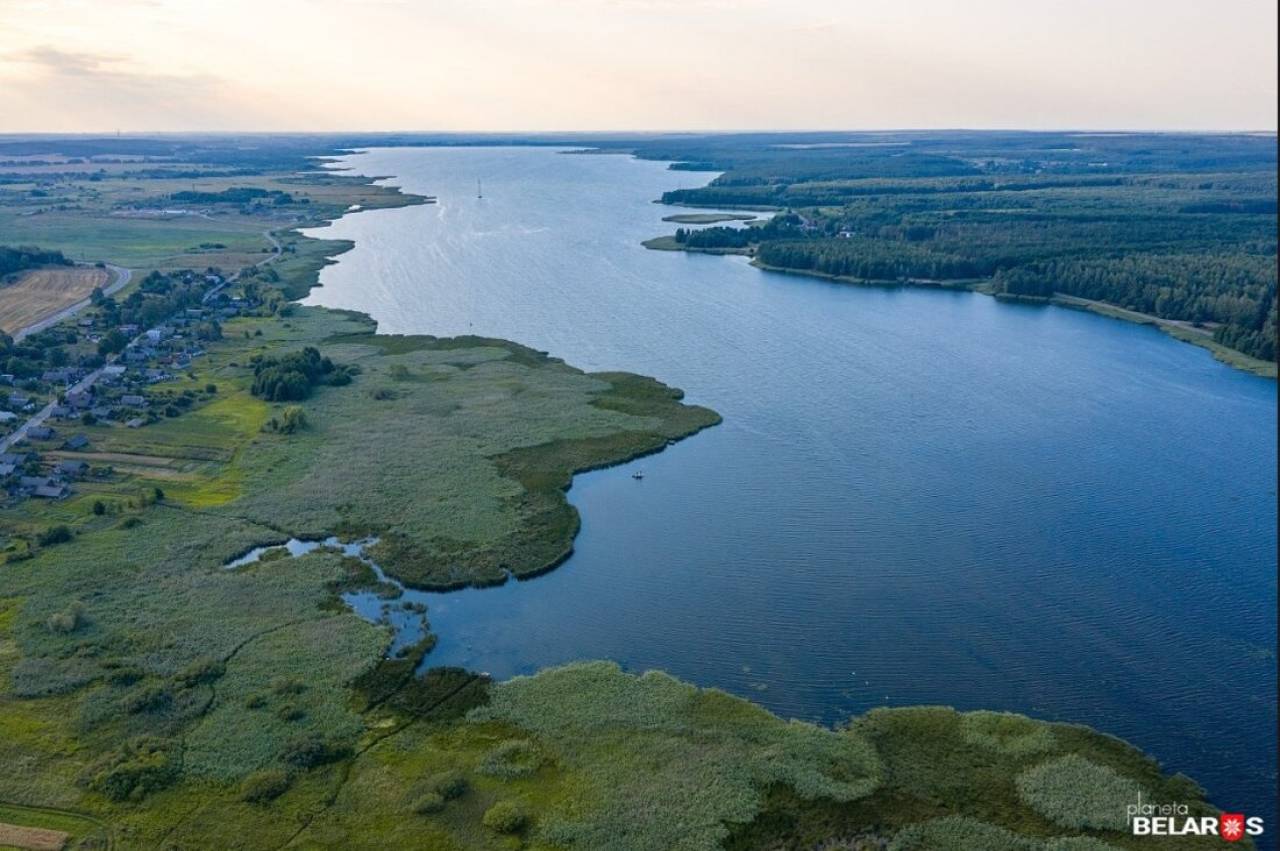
661 212 759 224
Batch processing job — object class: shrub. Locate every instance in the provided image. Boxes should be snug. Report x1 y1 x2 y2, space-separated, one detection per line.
244 693 268 709
46 601 85 634
279 405 307 434
92 500 106 516
122 685 172 715
1016 754 1145 830
430 770 468 800
275 703 305 722
173 657 226 688
240 769 292 803
117 516 143 529
482 800 528 834
479 739 544 779
106 666 144 687
83 737 178 802
37 525 73 546
411 792 445 814
279 733 350 769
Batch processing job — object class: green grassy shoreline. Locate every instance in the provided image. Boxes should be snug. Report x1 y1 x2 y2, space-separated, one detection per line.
0 142 1249 850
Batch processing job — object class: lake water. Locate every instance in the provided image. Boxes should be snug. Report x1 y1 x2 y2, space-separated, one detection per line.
302 146 1277 828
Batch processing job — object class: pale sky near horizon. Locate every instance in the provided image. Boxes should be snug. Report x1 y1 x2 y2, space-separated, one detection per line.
0 0 1275 133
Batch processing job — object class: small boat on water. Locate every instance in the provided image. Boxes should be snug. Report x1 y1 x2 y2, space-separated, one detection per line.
632 471 644 480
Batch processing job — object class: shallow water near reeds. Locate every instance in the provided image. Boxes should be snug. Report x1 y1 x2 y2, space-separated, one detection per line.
299 146 1278 829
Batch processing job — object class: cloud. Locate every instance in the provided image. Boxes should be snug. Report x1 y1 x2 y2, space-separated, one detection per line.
10 45 114 76
0 45 282 131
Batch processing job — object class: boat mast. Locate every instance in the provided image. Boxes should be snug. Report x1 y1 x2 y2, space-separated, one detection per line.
477 178 483 199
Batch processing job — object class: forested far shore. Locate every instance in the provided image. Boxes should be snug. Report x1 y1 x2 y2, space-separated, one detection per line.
638 133 1277 366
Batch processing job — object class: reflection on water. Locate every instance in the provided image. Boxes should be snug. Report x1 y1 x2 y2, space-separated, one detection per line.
295 146 1277 826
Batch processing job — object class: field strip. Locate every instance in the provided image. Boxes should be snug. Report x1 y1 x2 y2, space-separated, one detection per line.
0 821 70 850
0 267 110 335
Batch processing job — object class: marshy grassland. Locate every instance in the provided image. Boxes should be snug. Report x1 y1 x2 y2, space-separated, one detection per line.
0 136 1249 849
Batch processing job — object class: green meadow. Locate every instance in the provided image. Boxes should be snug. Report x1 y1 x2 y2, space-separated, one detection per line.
0 138 1247 849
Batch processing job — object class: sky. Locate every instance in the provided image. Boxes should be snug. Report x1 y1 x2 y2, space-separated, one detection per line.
0 0 1275 133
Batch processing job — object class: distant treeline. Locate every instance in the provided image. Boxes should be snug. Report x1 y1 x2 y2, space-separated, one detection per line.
0 245 71 279
996 256 1276 361
170 187 295 205
643 134 1277 364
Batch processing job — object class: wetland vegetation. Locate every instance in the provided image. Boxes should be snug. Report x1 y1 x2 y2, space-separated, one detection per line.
0 134 1259 849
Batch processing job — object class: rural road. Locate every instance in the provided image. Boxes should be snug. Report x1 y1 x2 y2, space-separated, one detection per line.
3 229 280 452
203 229 279 304
0 362 106 453
13 263 132 342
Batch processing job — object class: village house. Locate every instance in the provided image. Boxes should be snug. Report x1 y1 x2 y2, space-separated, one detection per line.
63 434 89 451
120 394 147 407
66 389 93 409
99 365 127 385
49 405 72 419
56 459 89 478
0 411 16 425
33 482 69 499
27 426 55 441
42 368 77 383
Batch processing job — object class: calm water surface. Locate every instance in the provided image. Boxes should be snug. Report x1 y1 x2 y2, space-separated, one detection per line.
303 147 1277 826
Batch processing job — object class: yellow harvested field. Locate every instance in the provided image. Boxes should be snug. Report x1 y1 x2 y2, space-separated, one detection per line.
0 821 69 850
0 266 110 335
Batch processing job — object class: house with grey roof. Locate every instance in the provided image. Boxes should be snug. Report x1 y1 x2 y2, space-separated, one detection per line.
57 460 89 478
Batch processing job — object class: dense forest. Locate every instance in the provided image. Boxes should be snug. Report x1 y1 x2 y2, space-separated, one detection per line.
629 133 1277 363
0 244 71 279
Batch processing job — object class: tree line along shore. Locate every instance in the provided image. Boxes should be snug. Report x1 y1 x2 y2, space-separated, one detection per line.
0 133 1252 850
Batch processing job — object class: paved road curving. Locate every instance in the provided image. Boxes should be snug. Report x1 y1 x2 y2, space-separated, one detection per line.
12 263 132 342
